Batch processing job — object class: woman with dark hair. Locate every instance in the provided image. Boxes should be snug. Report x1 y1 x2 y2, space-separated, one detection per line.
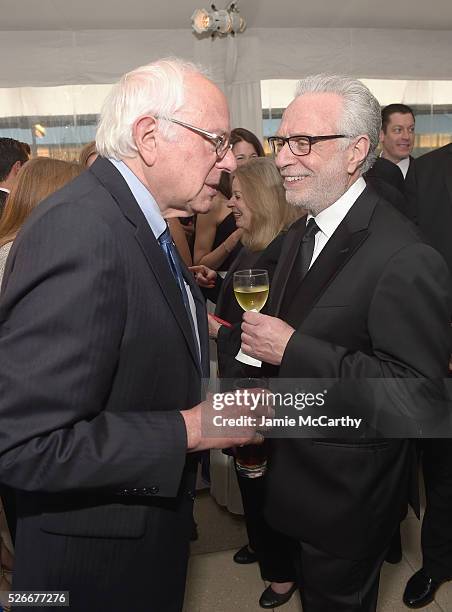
193 128 265 274
194 158 303 609
230 127 265 164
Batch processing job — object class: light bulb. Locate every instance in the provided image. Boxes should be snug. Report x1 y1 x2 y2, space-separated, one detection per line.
191 9 213 34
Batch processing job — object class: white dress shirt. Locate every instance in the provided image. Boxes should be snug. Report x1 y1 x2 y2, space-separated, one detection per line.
307 177 366 269
397 156 410 179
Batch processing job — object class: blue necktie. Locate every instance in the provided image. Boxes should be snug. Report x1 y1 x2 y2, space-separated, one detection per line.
158 225 200 361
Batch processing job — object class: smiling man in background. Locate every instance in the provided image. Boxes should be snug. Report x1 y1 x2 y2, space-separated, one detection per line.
380 103 416 177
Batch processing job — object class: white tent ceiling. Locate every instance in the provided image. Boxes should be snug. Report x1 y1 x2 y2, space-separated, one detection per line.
0 1 451 89
1 0 452 31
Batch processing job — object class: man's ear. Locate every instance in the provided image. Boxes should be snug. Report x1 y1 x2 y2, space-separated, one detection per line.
379 128 385 145
11 160 23 177
132 115 158 166
347 135 370 175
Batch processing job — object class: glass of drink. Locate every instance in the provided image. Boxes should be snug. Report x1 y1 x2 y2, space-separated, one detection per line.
233 269 269 366
233 377 268 479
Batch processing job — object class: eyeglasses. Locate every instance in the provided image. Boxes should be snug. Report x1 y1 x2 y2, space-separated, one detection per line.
158 116 232 159
268 134 347 157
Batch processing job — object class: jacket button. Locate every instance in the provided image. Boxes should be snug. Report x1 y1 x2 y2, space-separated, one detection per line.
149 486 159 494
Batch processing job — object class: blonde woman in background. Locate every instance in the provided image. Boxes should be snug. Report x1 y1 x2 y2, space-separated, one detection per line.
195 158 303 609
194 128 265 273
0 157 82 280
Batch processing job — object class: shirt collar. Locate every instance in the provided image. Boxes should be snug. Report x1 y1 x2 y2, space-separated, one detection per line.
308 177 366 239
397 156 410 178
379 151 410 179
108 158 166 239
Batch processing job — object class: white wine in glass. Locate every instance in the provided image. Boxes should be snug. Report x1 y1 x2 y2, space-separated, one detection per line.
233 269 269 366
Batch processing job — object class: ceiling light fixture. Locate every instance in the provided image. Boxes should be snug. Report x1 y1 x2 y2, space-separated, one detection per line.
191 2 246 37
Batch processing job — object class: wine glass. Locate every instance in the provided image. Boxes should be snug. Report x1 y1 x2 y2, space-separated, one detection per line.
233 269 269 366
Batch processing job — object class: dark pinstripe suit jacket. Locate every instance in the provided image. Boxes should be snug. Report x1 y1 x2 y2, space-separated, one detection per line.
0 157 209 611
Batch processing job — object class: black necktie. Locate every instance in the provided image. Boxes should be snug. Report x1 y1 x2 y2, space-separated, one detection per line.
300 218 320 278
159 225 199 361
279 217 321 318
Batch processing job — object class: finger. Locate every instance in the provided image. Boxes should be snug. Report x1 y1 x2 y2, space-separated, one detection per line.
196 279 210 288
242 311 256 324
240 332 248 347
241 322 250 334
250 432 265 445
242 322 260 337
240 342 254 357
243 310 263 324
241 330 253 345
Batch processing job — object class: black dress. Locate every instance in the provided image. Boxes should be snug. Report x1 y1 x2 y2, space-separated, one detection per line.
215 233 299 583
212 212 242 272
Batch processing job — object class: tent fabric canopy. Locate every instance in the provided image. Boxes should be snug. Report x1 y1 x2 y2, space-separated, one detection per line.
1 27 451 89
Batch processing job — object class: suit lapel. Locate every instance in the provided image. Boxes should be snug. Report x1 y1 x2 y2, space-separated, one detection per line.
90 158 202 373
134 224 203 371
283 223 369 325
183 265 210 376
267 217 306 315
273 188 378 326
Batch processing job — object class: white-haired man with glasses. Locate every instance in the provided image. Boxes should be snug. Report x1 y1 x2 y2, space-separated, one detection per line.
238 74 452 611
0 58 267 612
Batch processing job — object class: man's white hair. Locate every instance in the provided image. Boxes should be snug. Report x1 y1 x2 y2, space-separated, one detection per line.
295 74 381 174
96 57 206 160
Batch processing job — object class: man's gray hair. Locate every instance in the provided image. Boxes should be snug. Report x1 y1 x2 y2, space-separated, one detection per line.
295 74 381 174
96 57 206 160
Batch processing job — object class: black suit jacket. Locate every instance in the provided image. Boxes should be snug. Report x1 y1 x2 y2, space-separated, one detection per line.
263 186 452 560
364 156 413 220
409 143 452 274
0 158 209 611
